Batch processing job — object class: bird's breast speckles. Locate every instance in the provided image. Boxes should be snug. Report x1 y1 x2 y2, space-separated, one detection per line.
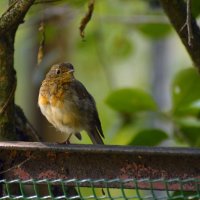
50 91 65 108
39 86 82 134
38 95 49 106
38 77 85 134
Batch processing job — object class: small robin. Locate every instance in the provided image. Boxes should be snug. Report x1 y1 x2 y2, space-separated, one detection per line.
38 62 104 144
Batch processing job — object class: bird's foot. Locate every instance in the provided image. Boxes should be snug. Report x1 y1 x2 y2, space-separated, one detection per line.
57 133 72 144
57 139 70 145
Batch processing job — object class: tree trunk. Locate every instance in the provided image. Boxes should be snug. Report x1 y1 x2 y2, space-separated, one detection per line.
0 31 17 140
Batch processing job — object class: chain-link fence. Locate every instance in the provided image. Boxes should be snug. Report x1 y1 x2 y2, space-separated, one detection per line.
1 178 200 199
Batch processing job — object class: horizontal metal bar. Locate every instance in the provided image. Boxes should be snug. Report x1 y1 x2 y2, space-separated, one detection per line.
0 142 200 191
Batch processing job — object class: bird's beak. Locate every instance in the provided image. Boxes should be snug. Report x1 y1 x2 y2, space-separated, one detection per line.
68 69 74 74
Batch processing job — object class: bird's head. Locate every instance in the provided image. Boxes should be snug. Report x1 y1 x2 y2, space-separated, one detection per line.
46 62 75 81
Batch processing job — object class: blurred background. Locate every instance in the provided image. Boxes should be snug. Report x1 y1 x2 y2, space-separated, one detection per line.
1 0 200 147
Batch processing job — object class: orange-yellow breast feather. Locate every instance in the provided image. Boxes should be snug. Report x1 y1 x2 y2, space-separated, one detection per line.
38 95 49 105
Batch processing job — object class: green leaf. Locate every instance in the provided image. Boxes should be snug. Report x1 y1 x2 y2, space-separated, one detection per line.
173 117 200 145
105 88 157 113
102 27 134 62
176 117 200 127
180 125 200 147
172 68 200 116
130 129 168 146
108 33 133 59
137 23 171 39
191 0 200 17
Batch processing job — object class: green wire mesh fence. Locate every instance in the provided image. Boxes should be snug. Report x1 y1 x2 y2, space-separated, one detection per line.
1 178 200 200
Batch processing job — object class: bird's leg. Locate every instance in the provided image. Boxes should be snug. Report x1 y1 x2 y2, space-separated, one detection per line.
66 133 73 144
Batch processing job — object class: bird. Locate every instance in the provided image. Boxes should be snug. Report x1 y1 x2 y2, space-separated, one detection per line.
38 62 104 144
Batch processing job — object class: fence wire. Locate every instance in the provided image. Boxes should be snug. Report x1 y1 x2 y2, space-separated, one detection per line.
0 178 200 200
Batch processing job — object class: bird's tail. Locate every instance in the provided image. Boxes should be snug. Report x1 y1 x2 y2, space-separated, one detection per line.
88 127 104 144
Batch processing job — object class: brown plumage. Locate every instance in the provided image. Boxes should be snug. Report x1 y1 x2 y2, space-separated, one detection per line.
38 62 104 144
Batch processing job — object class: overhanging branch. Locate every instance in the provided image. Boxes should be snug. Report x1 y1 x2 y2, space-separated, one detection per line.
159 0 200 70
0 0 36 36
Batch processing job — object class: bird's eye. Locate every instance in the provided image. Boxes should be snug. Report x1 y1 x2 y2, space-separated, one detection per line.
56 69 61 75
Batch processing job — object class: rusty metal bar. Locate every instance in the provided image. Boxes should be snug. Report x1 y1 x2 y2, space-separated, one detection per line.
0 142 200 191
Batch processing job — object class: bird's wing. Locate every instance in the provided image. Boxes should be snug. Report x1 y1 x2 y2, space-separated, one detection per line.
69 80 104 143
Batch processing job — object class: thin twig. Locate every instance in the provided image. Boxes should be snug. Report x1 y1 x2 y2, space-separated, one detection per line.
186 0 193 46
0 81 16 115
37 19 46 65
79 0 95 39
180 0 193 46
0 154 33 175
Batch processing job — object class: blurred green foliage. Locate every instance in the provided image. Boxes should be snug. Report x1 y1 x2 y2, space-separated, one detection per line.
191 0 200 17
172 68 200 116
137 23 171 39
106 88 157 113
1 0 200 148
130 129 168 146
